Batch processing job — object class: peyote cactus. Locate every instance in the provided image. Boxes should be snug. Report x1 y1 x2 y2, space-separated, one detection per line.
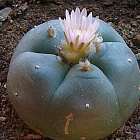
7 8 140 140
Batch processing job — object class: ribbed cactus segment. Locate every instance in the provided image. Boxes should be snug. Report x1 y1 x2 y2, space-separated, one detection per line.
7 19 140 140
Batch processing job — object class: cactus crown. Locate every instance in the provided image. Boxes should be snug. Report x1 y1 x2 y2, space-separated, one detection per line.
59 8 103 64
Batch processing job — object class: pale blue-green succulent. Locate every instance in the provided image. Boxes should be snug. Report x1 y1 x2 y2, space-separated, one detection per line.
7 8 140 140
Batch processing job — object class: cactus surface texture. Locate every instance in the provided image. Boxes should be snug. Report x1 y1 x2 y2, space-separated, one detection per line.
7 18 140 140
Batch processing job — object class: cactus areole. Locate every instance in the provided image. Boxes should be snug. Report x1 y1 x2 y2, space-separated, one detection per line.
7 8 140 140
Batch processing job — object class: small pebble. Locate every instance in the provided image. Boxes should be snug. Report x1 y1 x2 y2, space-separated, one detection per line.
136 15 140 19
0 7 12 22
103 0 113 6
0 116 6 122
133 34 140 47
13 92 18 96
4 84 7 88
19 2 28 12
23 134 41 139
136 131 140 139
136 124 140 130
80 137 86 140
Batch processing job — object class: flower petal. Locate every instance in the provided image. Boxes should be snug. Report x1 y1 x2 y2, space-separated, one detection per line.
60 8 101 49
81 8 87 17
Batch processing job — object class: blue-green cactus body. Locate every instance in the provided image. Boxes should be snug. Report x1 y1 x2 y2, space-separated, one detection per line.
7 19 140 140
90 42 140 120
11 20 64 61
98 20 126 43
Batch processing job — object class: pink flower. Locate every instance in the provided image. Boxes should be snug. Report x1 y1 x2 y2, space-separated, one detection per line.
59 8 102 49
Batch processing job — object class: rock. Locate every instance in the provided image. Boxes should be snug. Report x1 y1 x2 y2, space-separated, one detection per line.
23 134 42 139
0 0 13 8
36 0 64 5
3 83 7 88
19 2 28 12
0 116 6 122
136 131 140 140
131 21 137 27
0 7 12 22
136 15 140 19
103 0 113 6
0 22 2 27
116 138 121 140
133 34 140 48
128 0 140 7
136 124 140 130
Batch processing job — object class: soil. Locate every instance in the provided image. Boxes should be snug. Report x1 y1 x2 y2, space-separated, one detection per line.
0 0 140 139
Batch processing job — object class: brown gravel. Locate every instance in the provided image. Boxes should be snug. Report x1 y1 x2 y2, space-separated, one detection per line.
0 0 140 140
